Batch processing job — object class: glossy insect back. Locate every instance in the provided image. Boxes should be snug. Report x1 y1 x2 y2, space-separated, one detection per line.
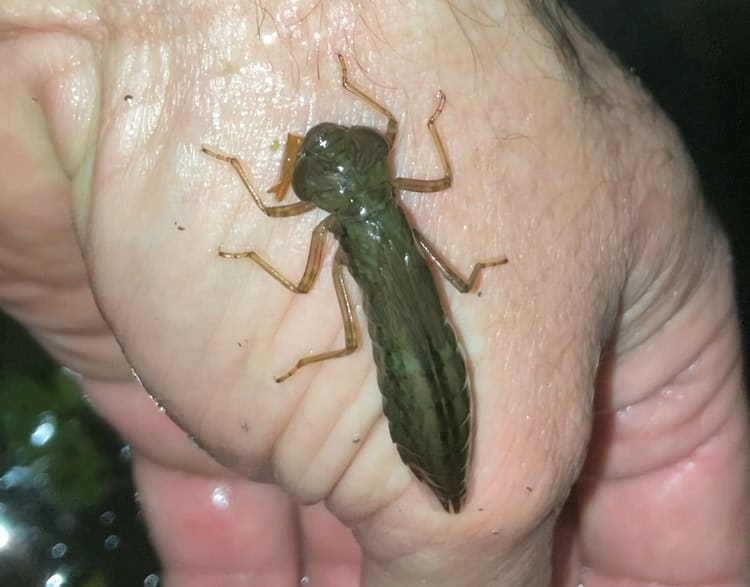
202 54 506 513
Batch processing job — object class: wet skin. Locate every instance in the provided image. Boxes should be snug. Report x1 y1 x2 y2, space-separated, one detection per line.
0 1 747 586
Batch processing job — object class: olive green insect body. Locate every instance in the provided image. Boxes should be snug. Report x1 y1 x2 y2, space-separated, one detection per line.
203 55 505 513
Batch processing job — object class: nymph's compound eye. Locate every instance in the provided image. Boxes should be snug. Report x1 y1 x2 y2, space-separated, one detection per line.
300 123 348 156
292 124 390 203
348 126 390 171
292 123 348 202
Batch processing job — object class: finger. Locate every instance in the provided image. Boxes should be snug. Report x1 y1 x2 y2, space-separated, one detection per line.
298 503 361 586
576 237 749 582
0 36 126 381
133 453 302 587
81 378 226 475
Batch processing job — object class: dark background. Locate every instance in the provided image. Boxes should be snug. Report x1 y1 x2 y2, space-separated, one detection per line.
0 2 747 584
571 0 750 347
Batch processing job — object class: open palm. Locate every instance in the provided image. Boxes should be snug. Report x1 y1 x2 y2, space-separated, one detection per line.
1 3 746 586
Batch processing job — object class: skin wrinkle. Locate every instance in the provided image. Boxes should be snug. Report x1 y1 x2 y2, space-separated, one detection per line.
620 294 734 412
594 348 740 484
297 361 377 499
588 266 739 476
328 408 402 519
305 348 375 458
278 356 372 499
621 239 731 395
333 415 414 522
584 406 747 584
697 353 744 459
618 208 713 354
271 356 333 490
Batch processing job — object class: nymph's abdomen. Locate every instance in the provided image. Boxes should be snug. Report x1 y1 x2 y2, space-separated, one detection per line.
337 203 471 512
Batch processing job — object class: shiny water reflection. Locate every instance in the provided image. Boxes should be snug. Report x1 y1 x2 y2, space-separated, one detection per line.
0 319 161 587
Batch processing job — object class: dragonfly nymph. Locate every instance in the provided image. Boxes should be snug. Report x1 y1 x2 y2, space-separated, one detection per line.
203 54 506 513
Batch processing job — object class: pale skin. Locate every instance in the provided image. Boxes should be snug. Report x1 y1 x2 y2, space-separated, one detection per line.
0 1 747 586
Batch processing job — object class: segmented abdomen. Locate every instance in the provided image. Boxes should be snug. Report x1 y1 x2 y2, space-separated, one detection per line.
338 203 471 513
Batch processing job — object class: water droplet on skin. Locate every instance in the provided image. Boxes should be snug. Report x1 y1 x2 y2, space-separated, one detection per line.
261 32 277 45
616 404 633 417
352 433 361 444
300 576 310 585
50 542 67 559
99 511 116 526
104 534 121 550
61 366 83 381
211 486 230 509
144 574 160 587
143 386 166 412
130 367 143 385
119 445 132 461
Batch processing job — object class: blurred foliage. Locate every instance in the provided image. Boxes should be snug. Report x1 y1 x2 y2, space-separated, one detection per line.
0 371 111 509
0 313 160 587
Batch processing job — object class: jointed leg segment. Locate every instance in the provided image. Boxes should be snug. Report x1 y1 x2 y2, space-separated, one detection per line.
335 54 452 194
336 54 398 147
392 92 452 193
275 249 359 382
218 216 358 382
414 230 507 293
202 145 315 217
218 215 336 293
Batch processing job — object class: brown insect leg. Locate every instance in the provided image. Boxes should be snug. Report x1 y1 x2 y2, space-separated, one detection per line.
413 230 507 293
275 249 359 382
392 91 452 193
202 145 315 217
218 215 335 294
336 53 398 148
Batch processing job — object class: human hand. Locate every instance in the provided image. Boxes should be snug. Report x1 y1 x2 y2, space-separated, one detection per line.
0 1 746 585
